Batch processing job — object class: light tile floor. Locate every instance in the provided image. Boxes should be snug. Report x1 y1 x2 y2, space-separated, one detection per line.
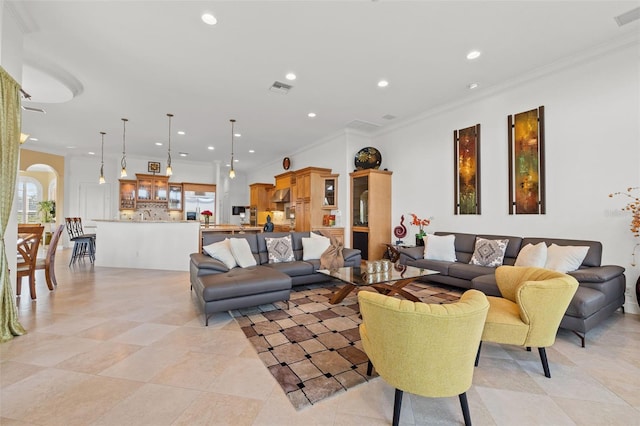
1 249 639 425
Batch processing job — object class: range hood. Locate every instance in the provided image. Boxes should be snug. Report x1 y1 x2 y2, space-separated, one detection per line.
271 188 290 203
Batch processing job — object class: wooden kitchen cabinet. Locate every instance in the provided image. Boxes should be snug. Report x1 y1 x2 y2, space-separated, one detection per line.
136 174 169 203
293 167 332 232
250 183 275 225
119 180 137 210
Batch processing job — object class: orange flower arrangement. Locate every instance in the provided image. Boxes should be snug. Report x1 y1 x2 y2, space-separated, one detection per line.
609 187 640 237
410 213 431 239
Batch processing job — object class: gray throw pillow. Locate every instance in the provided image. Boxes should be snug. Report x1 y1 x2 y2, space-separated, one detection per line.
469 237 509 267
266 235 295 263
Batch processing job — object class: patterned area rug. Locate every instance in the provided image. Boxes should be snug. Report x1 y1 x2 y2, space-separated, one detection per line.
230 281 463 410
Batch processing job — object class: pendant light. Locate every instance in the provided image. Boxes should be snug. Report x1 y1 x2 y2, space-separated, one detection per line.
120 118 128 178
99 131 106 184
229 119 236 179
166 113 173 176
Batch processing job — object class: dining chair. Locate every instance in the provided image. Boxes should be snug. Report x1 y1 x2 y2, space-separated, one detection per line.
17 225 44 299
33 224 65 290
65 217 96 265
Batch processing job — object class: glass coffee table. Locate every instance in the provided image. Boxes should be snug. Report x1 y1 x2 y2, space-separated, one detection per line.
318 264 439 304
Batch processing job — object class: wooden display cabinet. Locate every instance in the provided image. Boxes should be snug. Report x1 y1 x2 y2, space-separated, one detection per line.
321 174 339 209
168 183 183 211
136 174 168 203
350 169 392 260
119 180 137 210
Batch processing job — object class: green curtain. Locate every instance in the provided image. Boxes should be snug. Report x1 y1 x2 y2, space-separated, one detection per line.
0 66 26 342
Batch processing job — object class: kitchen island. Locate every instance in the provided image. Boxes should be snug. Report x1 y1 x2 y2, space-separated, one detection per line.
199 225 263 252
95 220 200 271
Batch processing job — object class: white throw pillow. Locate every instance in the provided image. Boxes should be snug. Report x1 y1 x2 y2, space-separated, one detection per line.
302 236 331 260
202 238 237 269
544 244 589 273
423 234 457 262
310 231 325 239
469 237 509 267
514 242 548 267
229 238 257 268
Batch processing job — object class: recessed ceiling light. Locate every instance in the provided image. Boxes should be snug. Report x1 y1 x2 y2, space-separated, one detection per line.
66 146 76 149
286 73 296 81
377 80 389 88
234 133 241 137
201 13 217 25
155 142 163 146
248 149 255 153
207 146 214 150
179 152 188 157
30 137 38 141
468 82 479 89
308 112 316 118
88 151 95 155
177 131 185 135
466 50 481 60
234 159 239 163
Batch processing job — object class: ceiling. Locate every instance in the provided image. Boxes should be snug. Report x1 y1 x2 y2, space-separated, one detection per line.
11 1 640 175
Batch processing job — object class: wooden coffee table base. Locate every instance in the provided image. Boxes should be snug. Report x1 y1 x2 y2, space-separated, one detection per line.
329 277 420 304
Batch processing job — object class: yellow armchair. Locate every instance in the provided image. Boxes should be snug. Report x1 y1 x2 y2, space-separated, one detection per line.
476 266 579 378
358 289 489 426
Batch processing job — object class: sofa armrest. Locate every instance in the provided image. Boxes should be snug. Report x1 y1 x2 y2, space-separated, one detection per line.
569 265 625 283
190 253 230 273
398 246 424 261
342 248 361 262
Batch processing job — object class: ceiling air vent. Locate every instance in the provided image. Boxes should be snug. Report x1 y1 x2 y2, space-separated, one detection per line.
382 114 397 120
614 7 640 27
22 105 47 114
269 81 293 94
346 119 381 133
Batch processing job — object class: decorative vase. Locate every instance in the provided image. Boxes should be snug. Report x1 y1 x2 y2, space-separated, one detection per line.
416 236 424 246
204 216 210 228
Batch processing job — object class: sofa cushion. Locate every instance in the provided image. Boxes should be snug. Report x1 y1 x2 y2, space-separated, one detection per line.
265 235 295 263
521 237 602 267
199 266 291 302
564 286 606 318
229 237 258 268
448 262 496 281
424 234 457 261
203 238 237 269
264 260 316 277
545 244 589 273
514 242 547 267
405 258 452 275
469 237 509 267
470 274 502 297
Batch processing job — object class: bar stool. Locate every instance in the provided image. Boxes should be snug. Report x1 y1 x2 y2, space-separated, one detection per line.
65 217 96 265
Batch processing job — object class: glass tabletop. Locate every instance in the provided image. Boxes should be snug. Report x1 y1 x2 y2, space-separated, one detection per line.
318 264 438 286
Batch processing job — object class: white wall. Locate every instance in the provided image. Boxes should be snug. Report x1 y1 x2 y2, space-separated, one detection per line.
374 42 639 312
249 40 640 313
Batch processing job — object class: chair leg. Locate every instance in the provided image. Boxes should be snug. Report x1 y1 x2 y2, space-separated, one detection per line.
392 388 403 426
459 393 472 426
16 276 22 296
366 360 373 376
45 266 54 290
474 341 482 367
538 347 551 378
29 272 37 299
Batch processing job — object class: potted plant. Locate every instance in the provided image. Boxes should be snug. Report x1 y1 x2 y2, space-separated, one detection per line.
37 200 56 244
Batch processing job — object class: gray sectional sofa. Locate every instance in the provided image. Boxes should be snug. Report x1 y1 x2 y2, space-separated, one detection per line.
190 231 361 325
398 231 626 347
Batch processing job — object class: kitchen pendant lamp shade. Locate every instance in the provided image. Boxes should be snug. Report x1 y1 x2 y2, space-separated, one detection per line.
166 113 173 176
120 118 128 178
229 119 236 179
99 131 106 184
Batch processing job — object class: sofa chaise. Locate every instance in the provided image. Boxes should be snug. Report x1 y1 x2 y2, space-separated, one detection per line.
190 231 361 325
398 231 626 347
